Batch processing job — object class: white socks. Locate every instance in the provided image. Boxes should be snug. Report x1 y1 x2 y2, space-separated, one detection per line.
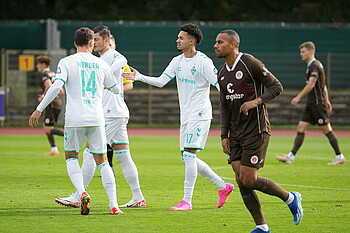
66 158 85 197
98 161 118 209
81 148 96 189
182 151 198 204
196 158 226 190
285 192 294 205
115 149 144 201
51 146 59 153
256 224 269 231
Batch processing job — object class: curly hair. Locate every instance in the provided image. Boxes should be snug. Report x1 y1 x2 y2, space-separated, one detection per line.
180 23 203 45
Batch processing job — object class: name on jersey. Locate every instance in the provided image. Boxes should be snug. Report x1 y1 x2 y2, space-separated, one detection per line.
77 62 100 69
83 100 95 105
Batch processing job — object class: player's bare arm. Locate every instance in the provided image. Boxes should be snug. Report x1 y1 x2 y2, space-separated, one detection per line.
123 82 133 93
323 85 333 112
291 76 316 106
221 138 230 154
29 110 42 127
240 97 263 116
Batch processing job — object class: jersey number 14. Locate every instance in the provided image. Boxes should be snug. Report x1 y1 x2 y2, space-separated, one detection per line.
81 70 97 98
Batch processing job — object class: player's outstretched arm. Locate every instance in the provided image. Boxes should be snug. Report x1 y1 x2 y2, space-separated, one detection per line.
123 66 172 88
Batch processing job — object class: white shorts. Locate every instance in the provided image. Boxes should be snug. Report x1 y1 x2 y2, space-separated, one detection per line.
180 120 211 151
105 117 129 146
64 126 107 154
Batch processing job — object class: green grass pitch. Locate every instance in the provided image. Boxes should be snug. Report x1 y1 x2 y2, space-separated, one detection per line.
0 134 349 232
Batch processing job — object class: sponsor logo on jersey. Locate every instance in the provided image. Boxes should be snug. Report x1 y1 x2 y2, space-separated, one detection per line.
179 78 196 84
227 83 234 93
262 66 270 76
226 83 244 100
250 155 259 164
235 71 243 79
56 67 61 74
191 65 197 75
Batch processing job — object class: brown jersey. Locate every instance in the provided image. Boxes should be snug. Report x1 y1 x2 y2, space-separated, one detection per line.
40 69 56 95
40 68 62 110
305 59 326 105
218 53 283 140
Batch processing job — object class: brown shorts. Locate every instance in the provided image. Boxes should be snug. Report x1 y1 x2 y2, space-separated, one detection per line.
43 104 60 126
301 104 329 125
228 132 270 168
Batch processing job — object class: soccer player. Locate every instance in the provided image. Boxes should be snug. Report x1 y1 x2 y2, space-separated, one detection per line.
55 25 146 208
123 23 234 211
109 35 116 50
276 41 345 165
214 29 303 233
29 27 123 215
36 56 64 156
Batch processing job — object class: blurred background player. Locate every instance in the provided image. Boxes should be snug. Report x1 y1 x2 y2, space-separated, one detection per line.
215 29 303 233
123 23 234 211
276 41 345 165
36 56 64 156
30 27 123 215
55 25 146 209
109 35 116 49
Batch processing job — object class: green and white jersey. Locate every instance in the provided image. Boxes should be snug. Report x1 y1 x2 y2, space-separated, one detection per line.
136 51 219 124
100 49 129 118
55 52 119 127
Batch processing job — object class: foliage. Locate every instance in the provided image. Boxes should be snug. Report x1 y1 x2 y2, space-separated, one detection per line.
1 0 350 23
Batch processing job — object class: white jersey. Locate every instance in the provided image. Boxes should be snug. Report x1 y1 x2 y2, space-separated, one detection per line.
136 51 219 124
55 52 119 127
100 49 129 118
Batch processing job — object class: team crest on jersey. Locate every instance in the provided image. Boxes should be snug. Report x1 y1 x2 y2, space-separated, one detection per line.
250 155 259 165
235 71 243 79
227 83 234 93
56 67 61 74
213 67 218 74
262 66 270 76
318 118 324 124
191 65 197 75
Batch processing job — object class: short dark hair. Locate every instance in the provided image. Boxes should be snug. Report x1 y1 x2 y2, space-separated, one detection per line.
74 27 94 47
180 23 203 45
220 29 240 47
93 25 111 39
299 41 315 51
37 56 51 66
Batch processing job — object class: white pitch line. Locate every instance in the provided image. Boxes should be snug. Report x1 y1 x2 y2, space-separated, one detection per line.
219 176 350 191
214 166 350 191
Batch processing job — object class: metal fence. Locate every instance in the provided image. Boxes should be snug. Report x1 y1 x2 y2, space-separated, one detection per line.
0 49 349 123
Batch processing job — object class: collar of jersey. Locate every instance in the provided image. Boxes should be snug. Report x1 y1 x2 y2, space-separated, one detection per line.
225 52 243 72
307 58 316 67
183 52 198 62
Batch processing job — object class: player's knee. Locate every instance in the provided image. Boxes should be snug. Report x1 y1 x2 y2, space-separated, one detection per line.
43 127 52 135
240 174 256 189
